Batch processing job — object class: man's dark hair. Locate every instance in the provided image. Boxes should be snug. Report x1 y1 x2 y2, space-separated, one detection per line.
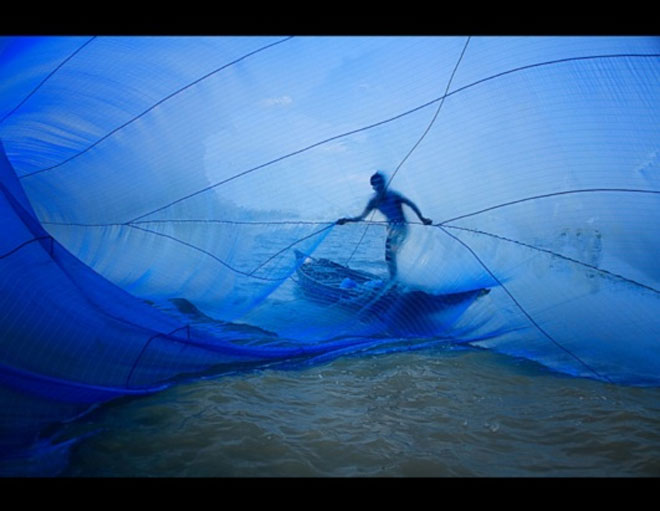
370 171 386 185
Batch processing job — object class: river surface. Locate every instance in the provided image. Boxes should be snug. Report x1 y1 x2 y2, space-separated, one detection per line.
59 346 660 477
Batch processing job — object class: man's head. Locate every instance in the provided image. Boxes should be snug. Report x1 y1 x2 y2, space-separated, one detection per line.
370 171 386 193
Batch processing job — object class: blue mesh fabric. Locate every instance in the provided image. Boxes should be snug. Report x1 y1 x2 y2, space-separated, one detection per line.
0 36 659 459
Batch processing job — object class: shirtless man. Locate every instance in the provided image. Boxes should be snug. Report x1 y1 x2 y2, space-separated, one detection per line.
337 171 432 279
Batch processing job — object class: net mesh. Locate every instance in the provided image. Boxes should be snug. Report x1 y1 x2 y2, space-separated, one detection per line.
1 35 659 457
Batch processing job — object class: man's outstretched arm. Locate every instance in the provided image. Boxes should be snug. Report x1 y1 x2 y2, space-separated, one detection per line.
401 196 432 225
337 199 376 225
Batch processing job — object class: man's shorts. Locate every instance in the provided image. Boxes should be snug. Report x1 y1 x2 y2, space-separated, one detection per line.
385 223 408 263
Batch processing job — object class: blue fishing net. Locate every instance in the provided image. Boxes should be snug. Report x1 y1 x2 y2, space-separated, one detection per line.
1 36 659 460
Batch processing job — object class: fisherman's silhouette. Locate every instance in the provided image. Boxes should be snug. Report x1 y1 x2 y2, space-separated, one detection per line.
337 172 432 279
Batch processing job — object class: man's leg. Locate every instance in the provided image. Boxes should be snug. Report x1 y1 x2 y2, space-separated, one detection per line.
385 226 405 279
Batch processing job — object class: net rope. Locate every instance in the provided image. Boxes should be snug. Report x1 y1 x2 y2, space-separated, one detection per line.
0 36 97 126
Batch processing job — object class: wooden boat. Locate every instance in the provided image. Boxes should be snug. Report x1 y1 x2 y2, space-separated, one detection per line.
293 250 488 326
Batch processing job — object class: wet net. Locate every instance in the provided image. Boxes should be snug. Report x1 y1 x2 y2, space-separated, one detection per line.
1 36 659 458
